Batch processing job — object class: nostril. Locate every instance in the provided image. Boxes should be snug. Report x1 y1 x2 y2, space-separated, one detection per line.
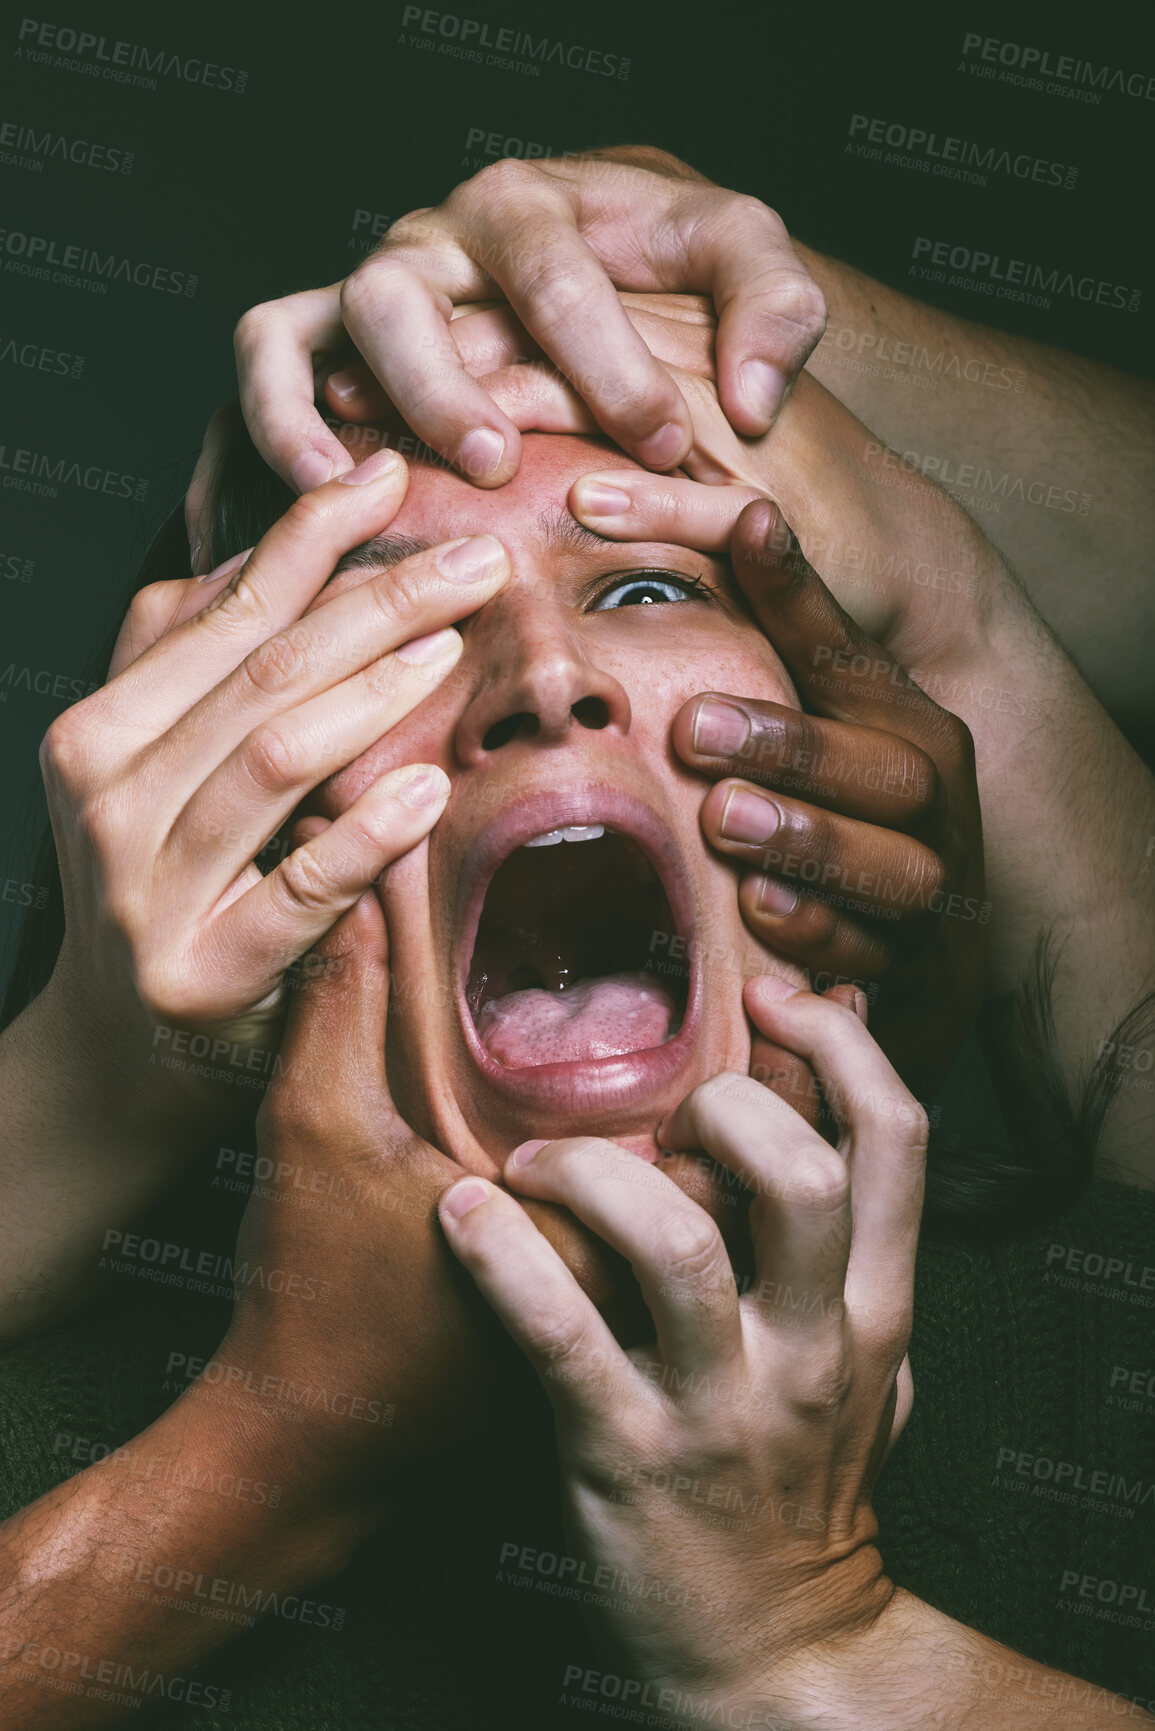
482 712 540 751
572 696 610 731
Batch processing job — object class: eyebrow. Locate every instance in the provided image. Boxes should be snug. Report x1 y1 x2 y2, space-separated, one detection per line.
330 504 626 579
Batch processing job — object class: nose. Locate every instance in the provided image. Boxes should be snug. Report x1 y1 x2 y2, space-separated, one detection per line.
454 590 632 764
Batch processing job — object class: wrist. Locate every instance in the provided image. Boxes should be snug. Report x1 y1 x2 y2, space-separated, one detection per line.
161 1371 374 1582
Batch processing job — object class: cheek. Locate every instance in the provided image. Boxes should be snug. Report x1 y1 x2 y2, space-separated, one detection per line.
318 675 467 817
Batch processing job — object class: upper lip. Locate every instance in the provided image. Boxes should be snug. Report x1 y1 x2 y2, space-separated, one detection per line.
452 784 701 1111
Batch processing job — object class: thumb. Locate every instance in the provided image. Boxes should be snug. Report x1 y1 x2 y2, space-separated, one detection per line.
271 883 392 1125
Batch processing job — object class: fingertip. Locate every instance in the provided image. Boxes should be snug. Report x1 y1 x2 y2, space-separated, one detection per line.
439 1176 495 1222
735 358 788 433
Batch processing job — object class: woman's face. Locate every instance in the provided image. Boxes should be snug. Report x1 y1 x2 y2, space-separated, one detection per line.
313 433 805 1177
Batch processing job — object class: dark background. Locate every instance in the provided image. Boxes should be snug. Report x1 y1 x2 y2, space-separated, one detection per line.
3 0 1154 972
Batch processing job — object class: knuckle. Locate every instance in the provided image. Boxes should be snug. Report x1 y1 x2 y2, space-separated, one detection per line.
524 1308 592 1372
473 156 541 202
655 1210 727 1289
901 743 939 811
781 1150 849 1213
790 1355 854 1423
517 255 593 327
240 631 309 698
272 846 336 916
40 709 92 790
233 301 279 357
244 723 305 792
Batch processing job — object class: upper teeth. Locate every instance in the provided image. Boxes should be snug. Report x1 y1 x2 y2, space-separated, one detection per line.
523 824 606 848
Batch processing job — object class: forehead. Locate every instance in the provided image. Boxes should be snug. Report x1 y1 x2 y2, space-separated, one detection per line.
386 433 654 549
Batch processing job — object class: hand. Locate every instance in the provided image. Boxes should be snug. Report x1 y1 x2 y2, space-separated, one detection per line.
438 983 924 1720
675 499 987 1105
37 451 511 1137
230 147 824 496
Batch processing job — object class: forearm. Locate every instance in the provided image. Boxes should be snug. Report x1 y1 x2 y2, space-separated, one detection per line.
797 245 1155 755
0 1380 361 1727
773 1589 1155 1728
0 980 237 1340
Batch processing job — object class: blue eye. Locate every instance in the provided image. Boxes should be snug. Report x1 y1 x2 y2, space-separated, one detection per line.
593 574 698 610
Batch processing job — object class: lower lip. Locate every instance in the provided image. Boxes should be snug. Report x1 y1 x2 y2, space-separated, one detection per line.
456 998 700 1122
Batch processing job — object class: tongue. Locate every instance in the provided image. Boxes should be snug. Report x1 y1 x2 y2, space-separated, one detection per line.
476 971 678 1069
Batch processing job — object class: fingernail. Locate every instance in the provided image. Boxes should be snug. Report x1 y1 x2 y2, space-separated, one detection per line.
397 765 450 808
635 420 684 468
740 359 787 425
441 1178 491 1219
198 547 252 586
457 428 506 480
756 876 799 915
338 447 403 485
721 789 781 845
396 627 461 665
328 369 362 403
509 1138 548 1169
291 450 335 492
758 973 799 1001
572 479 633 517
853 989 869 1025
692 698 749 758
436 534 507 584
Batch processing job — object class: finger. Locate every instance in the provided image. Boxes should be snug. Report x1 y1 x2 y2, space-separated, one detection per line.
743 979 927 1344
473 223 695 469
438 1176 629 1430
323 359 392 425
656 1070 850 1337
748 1038 822 1134
107 550 257 679
707 225 827 434
725 500 967 758
152 532 509 801
340 249 523 486
570 469 760 552
476 364 599 437
234 285 358 491
673 696 937 828
166 628 465 895
701 779 944 923
738 872 894 986
107 450 411 734
214 764 450 1014
269 888 392 1126
501 1136 741 1383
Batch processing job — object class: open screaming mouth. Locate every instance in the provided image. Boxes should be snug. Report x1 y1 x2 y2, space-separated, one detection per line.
465 825 689 1070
